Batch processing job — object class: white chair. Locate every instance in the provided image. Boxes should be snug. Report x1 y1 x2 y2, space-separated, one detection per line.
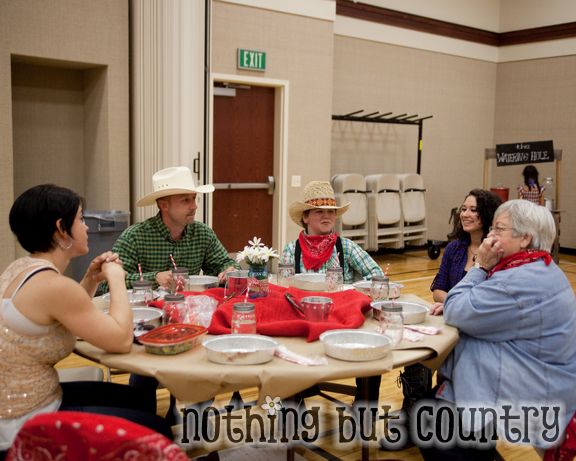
365 174 403 251
398 173 427 247
57 366 106 382
332 174 370 249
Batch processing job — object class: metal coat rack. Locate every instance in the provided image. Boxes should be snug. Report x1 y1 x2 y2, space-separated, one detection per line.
332 110 433 174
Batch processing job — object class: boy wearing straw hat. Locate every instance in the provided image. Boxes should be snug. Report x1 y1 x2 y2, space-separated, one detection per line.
283 180 383 282
111 166 238 290
283 180 385 404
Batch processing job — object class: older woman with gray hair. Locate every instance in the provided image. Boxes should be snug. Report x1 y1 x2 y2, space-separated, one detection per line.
418 199 576 461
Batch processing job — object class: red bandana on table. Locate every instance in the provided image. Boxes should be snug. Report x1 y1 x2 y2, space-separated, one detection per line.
487 249 552 278
298 231 338 271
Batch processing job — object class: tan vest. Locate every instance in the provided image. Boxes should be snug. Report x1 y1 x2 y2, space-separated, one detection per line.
0 257 76 419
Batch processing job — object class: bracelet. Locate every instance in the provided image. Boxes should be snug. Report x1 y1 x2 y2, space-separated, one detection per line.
473 261 489 273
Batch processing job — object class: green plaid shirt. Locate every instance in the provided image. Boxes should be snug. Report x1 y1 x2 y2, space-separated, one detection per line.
111 213 238 289
282 235 383 283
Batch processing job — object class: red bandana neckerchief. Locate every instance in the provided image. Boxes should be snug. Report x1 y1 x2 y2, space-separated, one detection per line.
487 249 552 278
298 231 338 271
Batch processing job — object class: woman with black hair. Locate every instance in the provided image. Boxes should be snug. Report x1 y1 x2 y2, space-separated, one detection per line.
0 184 172 455
517 164 544 205
429 188 503 312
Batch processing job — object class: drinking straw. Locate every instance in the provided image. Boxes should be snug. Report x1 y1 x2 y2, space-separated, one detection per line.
169 254 177 270
137 263 144 281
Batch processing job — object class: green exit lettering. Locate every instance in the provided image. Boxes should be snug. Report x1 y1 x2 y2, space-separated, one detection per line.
237 49 266 71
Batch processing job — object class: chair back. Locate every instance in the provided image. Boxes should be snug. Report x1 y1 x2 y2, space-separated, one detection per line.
6 411 187 461
543 411 576 461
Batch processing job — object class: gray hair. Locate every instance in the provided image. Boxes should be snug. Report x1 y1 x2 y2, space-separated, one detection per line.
494 199 556 251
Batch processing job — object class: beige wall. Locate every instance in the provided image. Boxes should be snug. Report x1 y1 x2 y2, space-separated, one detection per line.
0 0 129 269
211 1 335 243
493 55 576 247
12 63 86 197
332 36 498 241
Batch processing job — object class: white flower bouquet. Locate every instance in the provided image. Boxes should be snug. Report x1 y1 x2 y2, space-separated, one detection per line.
236 237 279 266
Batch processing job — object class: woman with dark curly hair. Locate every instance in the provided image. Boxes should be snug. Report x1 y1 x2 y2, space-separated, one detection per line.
429 188 502 314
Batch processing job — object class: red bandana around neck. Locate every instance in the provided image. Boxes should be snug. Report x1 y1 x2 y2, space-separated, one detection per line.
487 249 552 278
298 231 338 271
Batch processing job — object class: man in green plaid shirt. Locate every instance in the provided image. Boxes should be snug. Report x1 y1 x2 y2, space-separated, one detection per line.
116 166 238 418
112 166 238 290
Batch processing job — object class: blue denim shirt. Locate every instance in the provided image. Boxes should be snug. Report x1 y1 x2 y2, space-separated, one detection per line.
438 260 576 448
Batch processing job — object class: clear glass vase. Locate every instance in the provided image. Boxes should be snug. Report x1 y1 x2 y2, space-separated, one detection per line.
247 263 269 299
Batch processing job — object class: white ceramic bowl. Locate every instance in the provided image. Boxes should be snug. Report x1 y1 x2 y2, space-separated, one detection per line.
133 307 162 325
101 289 161 308
319 329 392 362
202 335 278 365
104 307 162 337
290 273 327 291
105 307 162 325
370 301 429 324
188 275 219 291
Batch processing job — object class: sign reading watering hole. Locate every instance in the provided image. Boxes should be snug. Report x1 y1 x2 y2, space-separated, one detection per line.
495 140 554 166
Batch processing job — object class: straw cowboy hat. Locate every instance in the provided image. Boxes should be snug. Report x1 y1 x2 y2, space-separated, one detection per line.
136 166 215 207
289 181 350 227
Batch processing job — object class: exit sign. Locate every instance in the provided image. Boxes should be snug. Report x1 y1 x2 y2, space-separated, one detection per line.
237 48 266 71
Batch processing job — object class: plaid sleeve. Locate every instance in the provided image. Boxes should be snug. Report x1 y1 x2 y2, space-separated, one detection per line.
342 238 383 283
282 240 297 265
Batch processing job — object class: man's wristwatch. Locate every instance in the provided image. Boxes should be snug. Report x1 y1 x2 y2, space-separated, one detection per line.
473 261 489 273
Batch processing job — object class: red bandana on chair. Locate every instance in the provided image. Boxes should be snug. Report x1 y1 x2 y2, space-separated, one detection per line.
6 411 188 461
298 231 338 271
487 249 552 278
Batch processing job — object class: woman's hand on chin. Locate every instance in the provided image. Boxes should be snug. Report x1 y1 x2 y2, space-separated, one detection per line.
476 236 502 271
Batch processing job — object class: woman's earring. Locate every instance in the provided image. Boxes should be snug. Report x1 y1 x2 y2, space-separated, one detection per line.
58 240 73 250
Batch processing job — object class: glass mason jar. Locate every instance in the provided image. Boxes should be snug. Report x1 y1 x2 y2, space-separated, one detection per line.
225 270 249 297
131 280 154 307
379 303 403 346
370 275 390 302
247 264 269 299
163 293 187 324
231 302 257 334
276 262 295 288
326 267 344 292
170 267 189 293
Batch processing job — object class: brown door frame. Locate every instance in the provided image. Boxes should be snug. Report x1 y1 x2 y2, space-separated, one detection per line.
208 73 290 256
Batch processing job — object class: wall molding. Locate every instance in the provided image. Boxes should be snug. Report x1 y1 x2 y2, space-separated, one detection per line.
336 0 576 47
500 22 576 46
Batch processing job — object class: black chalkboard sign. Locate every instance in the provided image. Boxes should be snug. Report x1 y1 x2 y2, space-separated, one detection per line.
495 140 554 166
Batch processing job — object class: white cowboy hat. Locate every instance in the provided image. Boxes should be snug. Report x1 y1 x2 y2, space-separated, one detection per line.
289 181 350 227
136 166 215 207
